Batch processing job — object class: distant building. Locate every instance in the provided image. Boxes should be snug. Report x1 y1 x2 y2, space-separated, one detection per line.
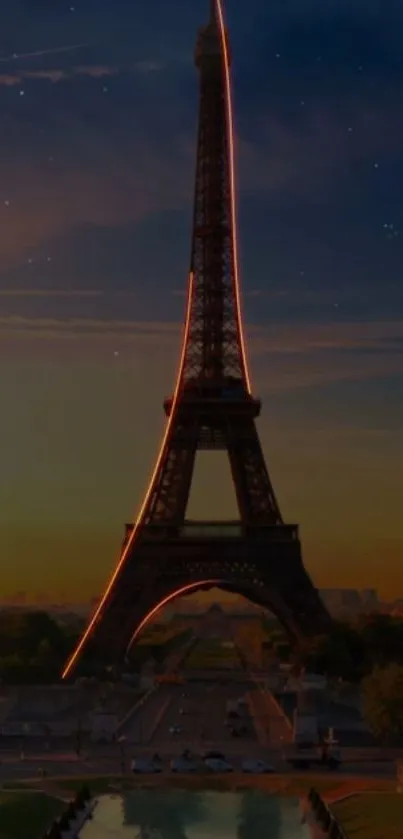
287 673 328 692
380 599 403 617
320 588 379 617
360 589 379 610
201 604 232 638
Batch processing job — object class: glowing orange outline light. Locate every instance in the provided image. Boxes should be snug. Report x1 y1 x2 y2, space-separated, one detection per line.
61 272 195 680
215 0 252 394
62 2 252 680
128 579 220 648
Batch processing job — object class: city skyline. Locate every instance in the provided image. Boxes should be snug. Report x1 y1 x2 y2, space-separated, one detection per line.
1 0 403 600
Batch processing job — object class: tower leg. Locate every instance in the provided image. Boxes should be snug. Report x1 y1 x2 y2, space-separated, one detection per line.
69 532 331 674
227 417 282 523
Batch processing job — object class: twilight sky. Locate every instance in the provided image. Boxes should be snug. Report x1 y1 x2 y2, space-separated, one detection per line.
1 0 403 602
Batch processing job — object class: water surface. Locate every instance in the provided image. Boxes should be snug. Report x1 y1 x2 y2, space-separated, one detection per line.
80 790 310 839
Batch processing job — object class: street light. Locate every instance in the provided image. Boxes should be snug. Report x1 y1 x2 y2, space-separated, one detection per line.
21 723 30 761
117 735 127 773
74 719 83 757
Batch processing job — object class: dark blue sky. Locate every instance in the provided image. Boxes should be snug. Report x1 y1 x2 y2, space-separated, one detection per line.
0 0 402 601
0 0 402 317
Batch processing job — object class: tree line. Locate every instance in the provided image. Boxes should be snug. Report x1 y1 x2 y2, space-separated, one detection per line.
302 614 403 678
0 611 80 683
0 611 192 684
301 614 403 743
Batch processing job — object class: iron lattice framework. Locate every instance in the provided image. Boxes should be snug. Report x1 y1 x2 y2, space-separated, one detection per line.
62 0 331 680
143 2 281 528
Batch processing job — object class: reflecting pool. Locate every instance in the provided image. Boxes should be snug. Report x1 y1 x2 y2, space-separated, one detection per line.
80 790 310 839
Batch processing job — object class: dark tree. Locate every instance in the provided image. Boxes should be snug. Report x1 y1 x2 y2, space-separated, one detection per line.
362 663 403 742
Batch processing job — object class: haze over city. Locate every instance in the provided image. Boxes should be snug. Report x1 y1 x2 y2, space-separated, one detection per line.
0 0 402 601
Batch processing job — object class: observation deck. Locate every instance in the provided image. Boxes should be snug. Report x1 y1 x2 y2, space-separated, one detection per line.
123 520 299 546
164 379 261 420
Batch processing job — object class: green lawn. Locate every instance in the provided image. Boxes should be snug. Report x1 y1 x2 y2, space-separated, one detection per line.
332 793 403 839
0 792 65 839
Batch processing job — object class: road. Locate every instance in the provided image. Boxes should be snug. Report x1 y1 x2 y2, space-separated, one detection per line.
121 679 261 757
247 688 293 748
236 651 294 749
0 674 399 780
0 638 401 782
0 675 266 777
92 673 402 774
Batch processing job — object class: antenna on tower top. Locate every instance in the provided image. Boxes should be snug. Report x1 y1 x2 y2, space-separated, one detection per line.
210 0 217 25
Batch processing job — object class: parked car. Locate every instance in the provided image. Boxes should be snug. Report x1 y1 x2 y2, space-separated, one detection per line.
204 757 233 773
131 758 162 774
171 757 198 773
242 759 274 774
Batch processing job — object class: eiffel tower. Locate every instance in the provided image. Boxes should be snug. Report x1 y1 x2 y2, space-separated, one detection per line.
62 0 331 679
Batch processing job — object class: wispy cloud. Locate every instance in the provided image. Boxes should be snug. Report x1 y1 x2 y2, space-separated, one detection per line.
281 427 402 440
1 315 402 346
0 60 164 87
251 320 403 355
239 96 403 199
0 289 103 298
0 316 401 391
0 65 119 86
0 43 91 64
0 154 190 268
0 316 177 340
135 61 164 73
257 350 403 393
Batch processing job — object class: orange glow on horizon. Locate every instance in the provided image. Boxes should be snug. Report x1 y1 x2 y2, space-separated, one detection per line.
128 579 220 648
61 272 195 680
215 0 252 394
